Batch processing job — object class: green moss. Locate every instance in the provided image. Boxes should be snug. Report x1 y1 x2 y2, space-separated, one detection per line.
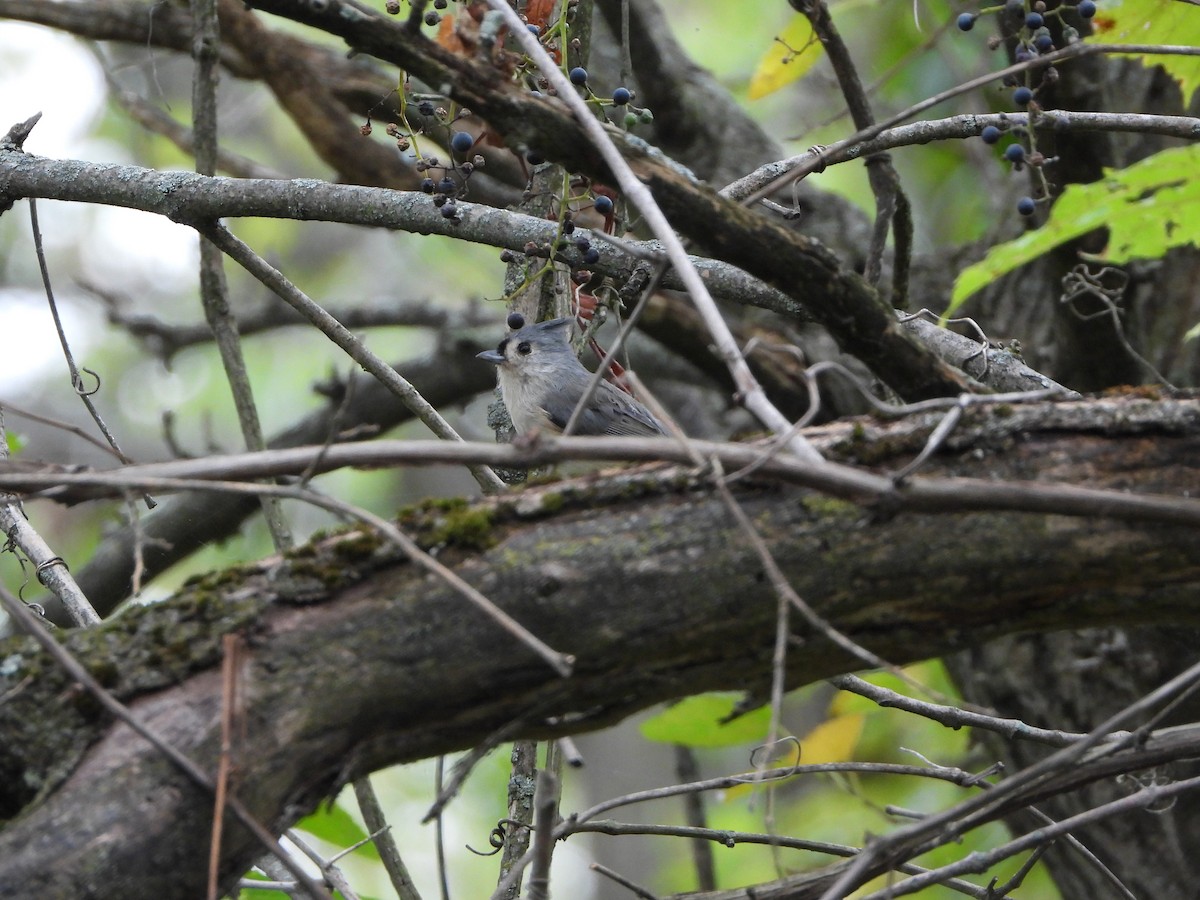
180 564 255 594
538 491 565 514
395 497 498 551
430 505 496 551
285 542 318 559
801 494 858 518
332 531 384 562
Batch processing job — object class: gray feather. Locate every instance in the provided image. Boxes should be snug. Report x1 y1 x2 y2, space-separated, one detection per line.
477 317 667 436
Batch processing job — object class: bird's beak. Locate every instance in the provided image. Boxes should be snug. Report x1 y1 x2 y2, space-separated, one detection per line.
476 349 504 365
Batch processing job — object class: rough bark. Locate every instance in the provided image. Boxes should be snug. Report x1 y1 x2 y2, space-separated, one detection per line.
1 397 1198 899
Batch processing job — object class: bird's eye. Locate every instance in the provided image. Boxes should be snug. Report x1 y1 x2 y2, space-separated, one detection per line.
517 341 532 355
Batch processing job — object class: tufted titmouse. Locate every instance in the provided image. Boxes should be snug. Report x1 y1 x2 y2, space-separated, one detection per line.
477 316 667 436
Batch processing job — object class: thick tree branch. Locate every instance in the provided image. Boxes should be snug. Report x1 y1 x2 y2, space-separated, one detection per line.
0 150 1045 398
0 396 1198 898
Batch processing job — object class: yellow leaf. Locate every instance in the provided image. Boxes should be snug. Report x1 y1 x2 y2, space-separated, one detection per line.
748 15 823 100
800 713 864 764
722 713 864 801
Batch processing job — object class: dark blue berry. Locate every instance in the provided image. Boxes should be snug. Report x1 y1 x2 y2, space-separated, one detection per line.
526 24 540 35
1004 143 1026 163
1034 34 1055 51
593 195 614 216
1025 11 1043 27
956 12 976 31
418 100 435 117
450 131 473 153
583 247 600 265
562 219 576 234
507 312 526 330
1013 86 1033 105
1078 0 1096 16
612 86 632 105
569 67 588 85
1017 197 1036 216
441 201 457 218
438 177 456 194
1015 47 1036 62
526 150 545 165
981 125 1002 144
575 237 591 251
420 178 435 193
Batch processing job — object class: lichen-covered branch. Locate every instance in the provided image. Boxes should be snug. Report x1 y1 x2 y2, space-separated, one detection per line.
1 401 1199 898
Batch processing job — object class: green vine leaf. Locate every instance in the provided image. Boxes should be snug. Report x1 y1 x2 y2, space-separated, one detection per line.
639 693 772 748
1094 0 1200 104
949 143 1200 314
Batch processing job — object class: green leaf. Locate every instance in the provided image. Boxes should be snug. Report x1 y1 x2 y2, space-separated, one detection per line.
949 143 1200 314
294 802 379 861
640 693 772 748
1095 0 1200 105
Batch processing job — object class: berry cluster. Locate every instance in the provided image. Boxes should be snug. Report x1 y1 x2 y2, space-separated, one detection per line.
958 1 1099 217
559 66 654 130
415 149 483 221
386 0 450 27
362 95 485 222
376 1 634 293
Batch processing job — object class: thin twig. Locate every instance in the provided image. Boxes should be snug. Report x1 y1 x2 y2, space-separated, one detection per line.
195 221 506 495
4 428 1200 528
208 633 243 900
524 769 558 900
188 0 293 553
0 405 100 626
818 657 1200 899
434 756 451 900
793 0 912 302
589 863 662 900
352 778 423 900
577 823 991 899
0 400 129 459
733 42 1200 205
27 199 155 510
288 829 361 900
829 674 1122 748
673 745 715 891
